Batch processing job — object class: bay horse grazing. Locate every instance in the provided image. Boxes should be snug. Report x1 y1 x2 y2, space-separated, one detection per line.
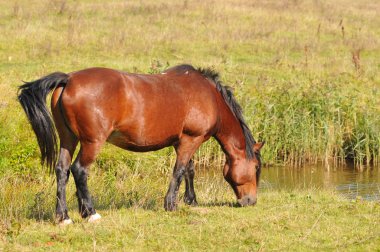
18 64 264 225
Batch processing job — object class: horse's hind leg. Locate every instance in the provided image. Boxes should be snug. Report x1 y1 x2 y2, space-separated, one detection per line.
55 138 77 224
52 91 78 224
184 160 198 206
70 142 103 222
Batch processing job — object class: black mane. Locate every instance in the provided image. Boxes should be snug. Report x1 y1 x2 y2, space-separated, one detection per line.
197 67 256 160
163 64 196 75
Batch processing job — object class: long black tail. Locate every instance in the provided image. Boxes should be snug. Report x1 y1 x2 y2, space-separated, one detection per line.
18 72 69 169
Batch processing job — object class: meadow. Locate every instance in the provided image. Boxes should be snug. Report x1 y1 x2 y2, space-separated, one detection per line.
0 0 379 250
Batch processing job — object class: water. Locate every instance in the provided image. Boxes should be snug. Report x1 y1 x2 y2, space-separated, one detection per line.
260 166 380 201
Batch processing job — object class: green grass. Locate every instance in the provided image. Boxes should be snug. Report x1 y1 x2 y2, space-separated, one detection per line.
1 162 380 250
0 0 380 250
1 187 379 251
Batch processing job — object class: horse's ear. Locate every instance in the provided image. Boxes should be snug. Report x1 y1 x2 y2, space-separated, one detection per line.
253 141 265 153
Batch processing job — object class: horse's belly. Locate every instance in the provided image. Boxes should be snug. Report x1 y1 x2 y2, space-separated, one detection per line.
106 130 179 152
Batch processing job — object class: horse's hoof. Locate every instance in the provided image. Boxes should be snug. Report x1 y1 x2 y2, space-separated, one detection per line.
184 195 198 206
59 219 73 226
164 200 177 211
191 199 198 206
164 205 177 211
88 213 102 223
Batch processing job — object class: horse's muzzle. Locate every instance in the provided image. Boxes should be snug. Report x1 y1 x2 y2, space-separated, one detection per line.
237 195 257 207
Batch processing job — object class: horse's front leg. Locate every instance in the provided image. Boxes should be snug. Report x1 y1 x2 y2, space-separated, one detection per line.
164 160 186 211
184 159 198 206
164 136 203 211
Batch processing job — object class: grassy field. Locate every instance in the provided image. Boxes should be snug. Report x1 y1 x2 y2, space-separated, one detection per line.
0 0 379 251
0 189 379 251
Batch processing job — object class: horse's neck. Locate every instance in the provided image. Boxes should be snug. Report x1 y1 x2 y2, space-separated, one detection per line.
215 106 246 161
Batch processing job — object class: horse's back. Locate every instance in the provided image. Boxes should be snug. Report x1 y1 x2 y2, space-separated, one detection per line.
56 67 219 151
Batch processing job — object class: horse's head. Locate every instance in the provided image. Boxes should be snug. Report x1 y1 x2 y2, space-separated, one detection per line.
223 142 264 206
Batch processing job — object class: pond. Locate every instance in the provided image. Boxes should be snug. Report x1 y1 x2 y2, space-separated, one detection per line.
260 166 380 201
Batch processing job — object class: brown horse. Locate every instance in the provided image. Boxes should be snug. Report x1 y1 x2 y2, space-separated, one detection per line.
18 64 264 225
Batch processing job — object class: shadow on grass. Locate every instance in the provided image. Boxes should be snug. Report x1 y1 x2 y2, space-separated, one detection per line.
27 198 158 222
25 189 240 222
26 200 241 222
197 201 240 208
95 200 158 211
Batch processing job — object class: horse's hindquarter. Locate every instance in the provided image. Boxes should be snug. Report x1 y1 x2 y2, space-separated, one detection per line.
60 68 125 142
60 68 218 152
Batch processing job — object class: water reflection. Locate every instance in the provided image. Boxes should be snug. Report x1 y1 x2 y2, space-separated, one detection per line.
259 166 380 201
